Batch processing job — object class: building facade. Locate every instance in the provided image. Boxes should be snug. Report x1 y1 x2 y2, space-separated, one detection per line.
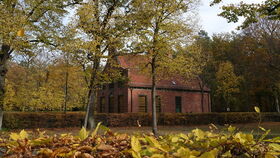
97 55 211 113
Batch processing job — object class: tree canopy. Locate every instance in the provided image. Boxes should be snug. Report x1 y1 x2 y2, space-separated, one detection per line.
211 0 280 28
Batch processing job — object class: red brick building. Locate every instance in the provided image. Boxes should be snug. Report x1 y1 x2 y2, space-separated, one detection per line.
97 55 211 113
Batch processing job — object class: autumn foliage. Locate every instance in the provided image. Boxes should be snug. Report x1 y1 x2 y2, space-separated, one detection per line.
0 123 280 158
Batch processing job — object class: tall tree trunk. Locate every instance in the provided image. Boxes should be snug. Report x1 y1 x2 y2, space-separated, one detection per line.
0 44 11 130
151 57 158 136
275 95 280 113
84 58 99 130
201 89 204 112
85 89 96 129
198 78 204 112
0 65 6 130
64 71 68 113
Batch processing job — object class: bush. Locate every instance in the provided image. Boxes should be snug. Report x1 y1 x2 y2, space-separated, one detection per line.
2 112 280 129
0 124 279 157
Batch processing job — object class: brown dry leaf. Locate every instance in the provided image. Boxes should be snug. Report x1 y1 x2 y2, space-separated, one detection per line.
51 147 71 157
97 144 114 151
82 153 94 158
116 134 128 140
120 140 128 146
77 146 93 152
101 152 114 157
73 151 82 158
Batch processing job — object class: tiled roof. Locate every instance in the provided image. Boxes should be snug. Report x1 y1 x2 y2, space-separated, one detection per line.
117 55 210 91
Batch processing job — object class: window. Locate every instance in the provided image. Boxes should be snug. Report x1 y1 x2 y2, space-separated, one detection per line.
175 96 182 113
118 95 125 113
156 96 161 113
138 95 147 112
100 97 105 113
109 95 114 113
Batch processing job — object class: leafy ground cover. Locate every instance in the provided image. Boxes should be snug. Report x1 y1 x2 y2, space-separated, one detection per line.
0 122 280 157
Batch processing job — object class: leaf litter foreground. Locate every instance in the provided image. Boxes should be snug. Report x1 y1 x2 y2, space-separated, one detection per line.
0 123 280 157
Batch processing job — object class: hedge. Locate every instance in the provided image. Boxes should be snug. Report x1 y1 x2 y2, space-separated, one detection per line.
2 112 280 129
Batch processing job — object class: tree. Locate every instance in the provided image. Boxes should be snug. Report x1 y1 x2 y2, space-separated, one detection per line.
129 0 200 135
194 30 213 112
0 0 81 130
216 61 242 112
4 58 88 112
210 0 280 29
60 0 132 130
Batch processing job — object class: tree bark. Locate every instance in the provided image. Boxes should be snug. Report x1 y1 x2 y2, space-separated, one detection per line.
201 88 204 112
151 57 158 136
85 89 96 129
84 58 99 130
0 44 11 130
275 95 280 113
0 65 5 130
198 78 204 112
64 71 68 113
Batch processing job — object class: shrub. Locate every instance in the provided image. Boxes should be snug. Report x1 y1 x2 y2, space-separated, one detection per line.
2 112 280 129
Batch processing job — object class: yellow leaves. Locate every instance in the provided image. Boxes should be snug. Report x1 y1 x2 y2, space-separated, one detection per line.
199 148 218 158
254 106 260 113
2 124 280 158
5 62 88 111
9 133 20 141
10 130 28 141
228 125 236 133
17 28 24 37
91 122 102 138
131 136 142 158
269 143 280 152
192 128 205 140
131 136 141 152
79 127 88 140
145 136 166 152
234 132 254 144
173 147 192 158
265 153 278 158
178 133 189 140
150 154 165 158
216 61 242 99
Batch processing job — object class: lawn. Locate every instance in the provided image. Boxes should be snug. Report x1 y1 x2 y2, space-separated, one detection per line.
1 121 279 138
